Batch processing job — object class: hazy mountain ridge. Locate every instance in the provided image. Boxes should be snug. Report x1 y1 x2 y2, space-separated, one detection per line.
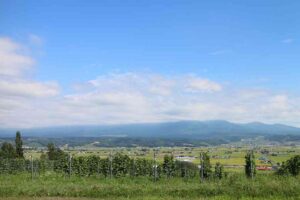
1 120 300 139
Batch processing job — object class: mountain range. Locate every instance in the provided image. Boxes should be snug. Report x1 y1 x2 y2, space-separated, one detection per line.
1 120 300 140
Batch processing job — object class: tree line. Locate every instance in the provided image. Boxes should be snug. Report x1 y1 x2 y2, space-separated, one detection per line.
0 131 24 159
0 132 299 179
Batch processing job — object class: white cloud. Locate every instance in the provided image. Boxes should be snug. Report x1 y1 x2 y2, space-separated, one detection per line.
148 75 174 96
0 36 59 98
0 37 35 76
185 77 222 92
268 95 289 110
0 79 59 98
0 37 60 127
2 68 300 128
1 37 300 128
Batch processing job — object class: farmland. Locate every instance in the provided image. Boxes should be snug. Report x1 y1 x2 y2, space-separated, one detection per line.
1 133 300 200
0 144 296 199
24 145 300 172
0 170 300 200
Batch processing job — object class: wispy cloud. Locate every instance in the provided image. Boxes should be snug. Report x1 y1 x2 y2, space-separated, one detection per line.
185 76 222 93
28 34 43 46
0 79 59 98
281 38 294 44
0 37 34 76
0 37 60 125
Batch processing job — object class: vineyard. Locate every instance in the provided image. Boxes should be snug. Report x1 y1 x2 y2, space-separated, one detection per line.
0 153 204 179
0 134 300 200
0 151 300 200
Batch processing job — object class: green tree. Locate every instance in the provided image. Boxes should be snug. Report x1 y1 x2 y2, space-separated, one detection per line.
15 131 24 158
135 158 152 176
46 143 66 160
163 154 175 178
72 156 88 176
175 160 197 178
277 155 300 176
47 143 55 160
112 153 131 177
200 152 212 179
286 155 300 176
0 142 16 159
276 162 289 176
100 157 110 177
214 162 224 179
86 155 101 176
245 150 256 178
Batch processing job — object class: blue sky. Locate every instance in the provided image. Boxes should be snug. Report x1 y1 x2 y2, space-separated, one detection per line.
1 0 300 127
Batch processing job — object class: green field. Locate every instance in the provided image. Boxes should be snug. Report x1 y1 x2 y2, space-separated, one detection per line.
0 145 295 199
0 172 299 200
24 145 300 172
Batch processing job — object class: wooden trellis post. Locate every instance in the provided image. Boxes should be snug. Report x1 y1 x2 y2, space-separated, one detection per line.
31 155 33 180
109 151 113 179
199 152 204 183
153 149 158 182
68 152 72 178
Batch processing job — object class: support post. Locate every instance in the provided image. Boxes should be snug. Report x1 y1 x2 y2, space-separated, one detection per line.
109 151 113 179
153 149 157 182
250 150 254 179
97 159 100 177
68 152 72 178
132 158 136 177
200 152 204 183
31 155 33 180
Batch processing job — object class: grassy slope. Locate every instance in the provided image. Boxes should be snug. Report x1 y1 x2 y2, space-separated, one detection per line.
0 173 299 200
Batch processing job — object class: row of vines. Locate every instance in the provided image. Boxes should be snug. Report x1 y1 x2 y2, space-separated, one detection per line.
0 153 202 179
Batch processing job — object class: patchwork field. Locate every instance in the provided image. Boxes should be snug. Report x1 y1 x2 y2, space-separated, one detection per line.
0 145 292 199
24 145 300 172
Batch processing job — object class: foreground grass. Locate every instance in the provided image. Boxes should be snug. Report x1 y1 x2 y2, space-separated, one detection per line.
0 197 298 200
0 173 299 200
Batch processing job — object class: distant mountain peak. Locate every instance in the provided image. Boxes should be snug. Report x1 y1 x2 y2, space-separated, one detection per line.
0 120 300 138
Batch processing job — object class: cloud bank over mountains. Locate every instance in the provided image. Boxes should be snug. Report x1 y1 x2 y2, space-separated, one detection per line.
1 36 300 128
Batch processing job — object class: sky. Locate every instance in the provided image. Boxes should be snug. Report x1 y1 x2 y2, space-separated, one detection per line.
0 0 300 128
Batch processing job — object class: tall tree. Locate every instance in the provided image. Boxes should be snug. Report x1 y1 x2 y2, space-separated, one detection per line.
245 150 256 178
214 162 224 179
15 131 24 158
163 154 175 178
0 142 16 159
47 143 66 160
201 152 212 179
